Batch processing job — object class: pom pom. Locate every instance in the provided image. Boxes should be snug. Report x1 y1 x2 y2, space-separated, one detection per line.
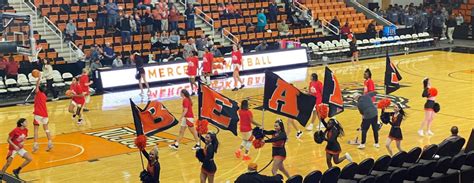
252 127 265 140
433 103 440 113
377 98 392 109
252 139 265 149
428 88 438 97
196 120 209 135
196 148 205 162
314 130 325 144
380 112 391 124
134 135 147 151
316 104 329 119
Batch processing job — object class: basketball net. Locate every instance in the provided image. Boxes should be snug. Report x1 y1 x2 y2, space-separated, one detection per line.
28 44 42 63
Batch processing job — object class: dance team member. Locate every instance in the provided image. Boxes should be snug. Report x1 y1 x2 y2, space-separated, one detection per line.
199 132 219 183
263 120 290 178
32 76 53 152
231 44 245 91
350 38 359 65
235 100 260 161
419 78 437 136
324 118 352 168
307 73 323 131
69 77 86 124
133 52 150 95
363 69 376 102
186 51 199 95
169 89 201 150
382 103 406 155
201 48 214 86
140 146 160 182
0 118 32 179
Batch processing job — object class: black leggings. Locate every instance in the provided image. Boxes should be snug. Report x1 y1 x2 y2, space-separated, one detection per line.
361 116 379 144
46 79 58 98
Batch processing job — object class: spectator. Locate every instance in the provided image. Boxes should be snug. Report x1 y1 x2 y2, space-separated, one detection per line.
217 3 227 19
268 0 278 23
106 1 119 31
143 7 154 33
255 40 267 52
442 126 462 143
455 13 464 26
446 14 456 44
404 11 416 30
41 58 59 100
340 22 351 39
160 31 171 50
277 20 290 36
120 14 132 44
366 20 377 38
75 44 87 71
298 9 311 27
90 59 103 73
256 9 267 32
226 2 236 18
168 6 179 31
97 1 107 28
210 45 222 57
235 163 283 183
0 54 7 79
65 19 77 42
151 32 160 49
6 56 19 79
90 44 103 63
103 42 115 66
132 9 142 33
112 54 124 68
387 6 399 24
169 30 180 49
206 36 214 50
431 10 445 39
160 1 169 32
196 34 207 51
130 15 138 34
183 38 197 59
185 3 195 30
152 5 162 33
329 16 340 34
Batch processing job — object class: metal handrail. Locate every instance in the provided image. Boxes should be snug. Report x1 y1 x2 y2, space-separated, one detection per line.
68 41 80 62
20 0 39 27
295 1 340 36
195 8 215 38
221 28 237 45
349 0 394 26
43 17 63 51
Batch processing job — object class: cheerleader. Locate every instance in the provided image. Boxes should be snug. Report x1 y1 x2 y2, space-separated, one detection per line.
349 38 359 65
68 77 86 124
383 103 406 155
363 69 376 102
201 48 214 86
306 73 324 131
169 89 201 150
186 51 199 95
200 132 219 183
231 44 245 91
263 120 290 178
286 118 303 139
235 100 260 161
418 78 436 136
324 118 352 168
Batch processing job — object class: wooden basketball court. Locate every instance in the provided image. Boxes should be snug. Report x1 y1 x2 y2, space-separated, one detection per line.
0 49 473 182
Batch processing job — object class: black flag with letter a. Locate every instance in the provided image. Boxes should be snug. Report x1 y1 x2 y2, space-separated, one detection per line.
322 67 344 117
384 53 402 94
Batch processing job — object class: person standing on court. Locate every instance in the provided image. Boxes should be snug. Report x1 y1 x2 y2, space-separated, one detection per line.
445 14 456 44
41 58 59 101
354 91 379 149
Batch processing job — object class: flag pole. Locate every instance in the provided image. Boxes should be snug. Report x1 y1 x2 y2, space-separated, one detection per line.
261 108 265 129
139 151 145 170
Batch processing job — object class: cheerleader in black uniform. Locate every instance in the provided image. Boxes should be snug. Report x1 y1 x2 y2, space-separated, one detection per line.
324 118 353 168
263 120 290 178
383 103 406 156
199 132 219 183
418 78 436 136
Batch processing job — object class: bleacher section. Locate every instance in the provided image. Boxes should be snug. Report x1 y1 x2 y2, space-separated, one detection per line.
453 0 474 24
301 0 383 34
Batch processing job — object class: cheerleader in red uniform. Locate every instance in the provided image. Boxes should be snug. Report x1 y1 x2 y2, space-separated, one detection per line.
383 103 406 155
169 89 201 150
231 44 245 91
186 51 199 95
364 69 376 102
263 120 290 178
307 73 323 131
235 100 260 161
199 132 219 183
418 78 437 136
324 118 352 168
201 48 214 86
68 77 86 124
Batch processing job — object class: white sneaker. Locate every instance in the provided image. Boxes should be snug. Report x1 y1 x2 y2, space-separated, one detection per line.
32 143 39 153
427 130 434 136
306 123 313 131
357 144 366 149
374 143 380 148
296 131 303 139
169 144 179 150
192 144 201 150
46 142 54 152
52 98 59 101
318 122 326 129
345 152 353 162
418 130 425 137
